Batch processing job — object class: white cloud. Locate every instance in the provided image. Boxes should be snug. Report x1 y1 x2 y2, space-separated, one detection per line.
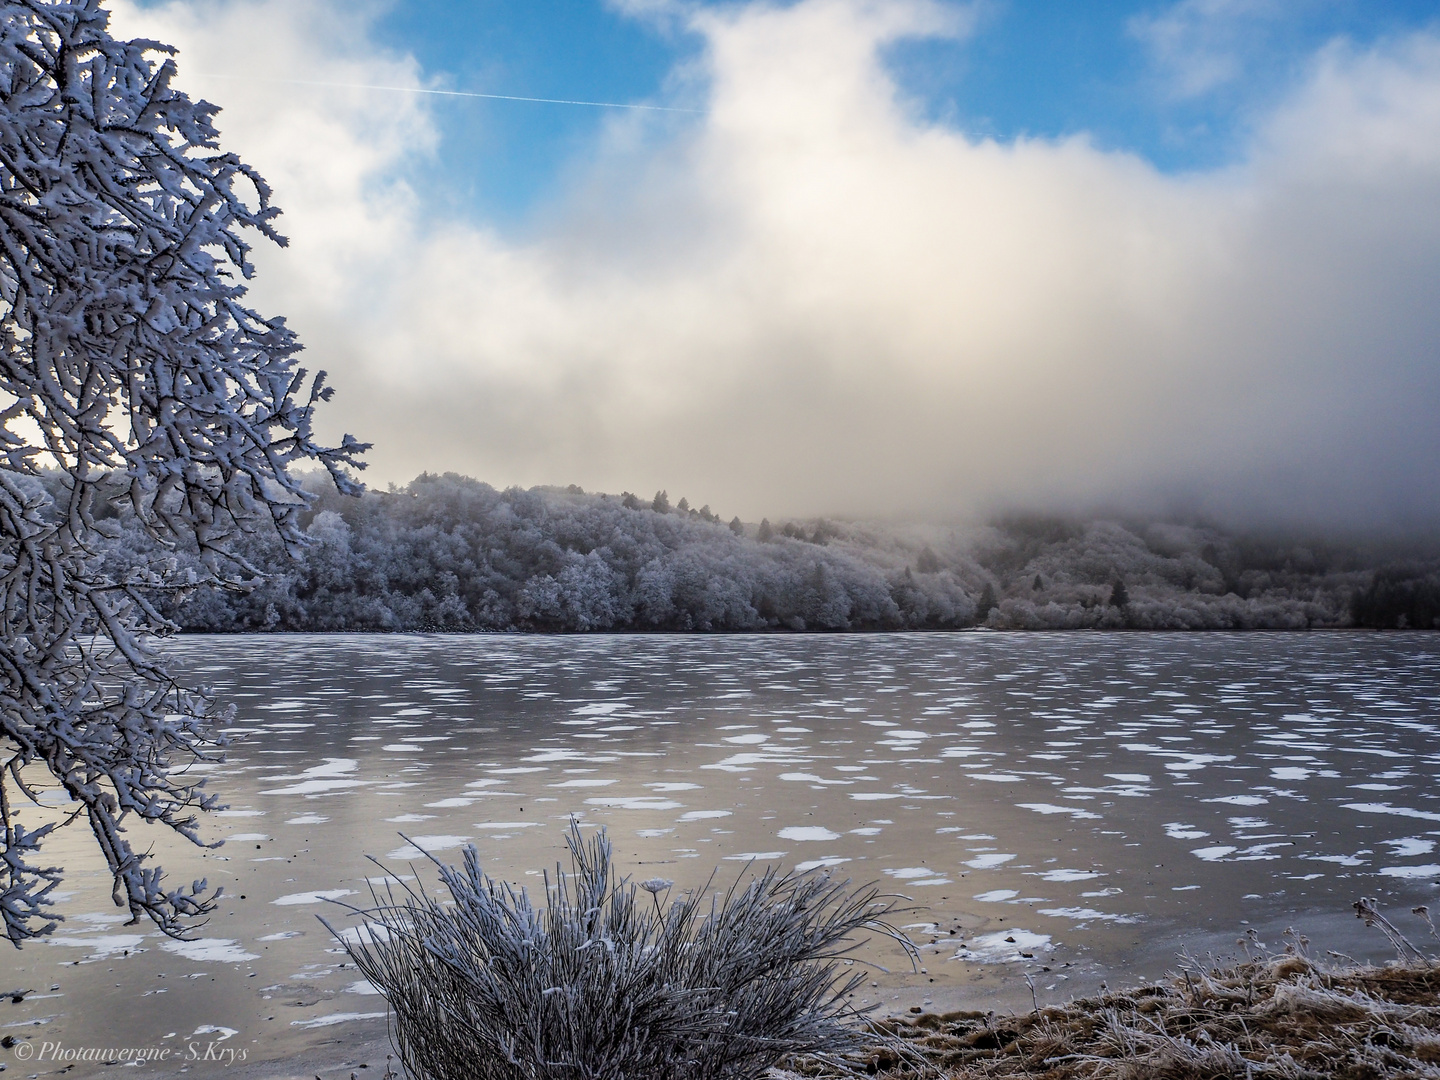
110 0 1440 527
1128 0 1290 99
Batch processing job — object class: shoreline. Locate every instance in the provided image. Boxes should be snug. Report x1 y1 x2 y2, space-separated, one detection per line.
783 951 1440 1078
225 950 1440 1079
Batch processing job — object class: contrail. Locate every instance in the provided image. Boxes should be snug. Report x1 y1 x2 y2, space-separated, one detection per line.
190 73 699 113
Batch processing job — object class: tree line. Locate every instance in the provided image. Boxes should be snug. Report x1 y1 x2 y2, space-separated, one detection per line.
63 471 1438 633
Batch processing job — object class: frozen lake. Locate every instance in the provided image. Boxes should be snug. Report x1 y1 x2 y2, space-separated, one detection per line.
5 631 1440 1075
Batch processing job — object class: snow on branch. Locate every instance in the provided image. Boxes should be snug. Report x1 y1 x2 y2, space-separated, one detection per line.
0 0 366 943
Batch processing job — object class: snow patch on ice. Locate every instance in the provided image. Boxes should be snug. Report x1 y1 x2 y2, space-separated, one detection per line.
964 853 1016 869
160 938 259 963
387 835 471 859
272 889 356 906
290 1011 387 1029
584 797 683 811
778 826 840 841
958 929 1050 963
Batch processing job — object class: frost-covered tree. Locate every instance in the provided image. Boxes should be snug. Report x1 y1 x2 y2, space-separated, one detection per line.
0 0 364 943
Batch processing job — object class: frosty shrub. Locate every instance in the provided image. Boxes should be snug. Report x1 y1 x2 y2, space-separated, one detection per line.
330 824 913 1080
0 0 363 942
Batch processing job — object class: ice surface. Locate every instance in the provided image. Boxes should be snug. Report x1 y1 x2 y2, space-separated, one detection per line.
54 630 1438 1076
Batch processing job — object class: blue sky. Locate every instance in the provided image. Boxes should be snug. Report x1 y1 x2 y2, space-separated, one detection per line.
372 0 1440 228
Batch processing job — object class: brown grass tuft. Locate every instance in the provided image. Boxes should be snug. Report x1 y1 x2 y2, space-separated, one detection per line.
782 922 1440 1079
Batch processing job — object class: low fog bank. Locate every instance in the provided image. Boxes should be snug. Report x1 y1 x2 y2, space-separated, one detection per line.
99 472 1440 633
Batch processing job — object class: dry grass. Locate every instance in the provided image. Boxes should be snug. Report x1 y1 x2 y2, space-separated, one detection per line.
781 902 1440 1080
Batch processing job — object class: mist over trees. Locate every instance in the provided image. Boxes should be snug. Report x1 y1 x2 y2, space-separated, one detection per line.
64 472 1433 634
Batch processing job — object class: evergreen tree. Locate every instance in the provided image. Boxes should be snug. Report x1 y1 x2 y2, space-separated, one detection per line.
1110 578 1130 608
977 582 998 621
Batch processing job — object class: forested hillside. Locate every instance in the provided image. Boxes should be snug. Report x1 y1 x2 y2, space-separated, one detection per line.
94 471 1436 633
